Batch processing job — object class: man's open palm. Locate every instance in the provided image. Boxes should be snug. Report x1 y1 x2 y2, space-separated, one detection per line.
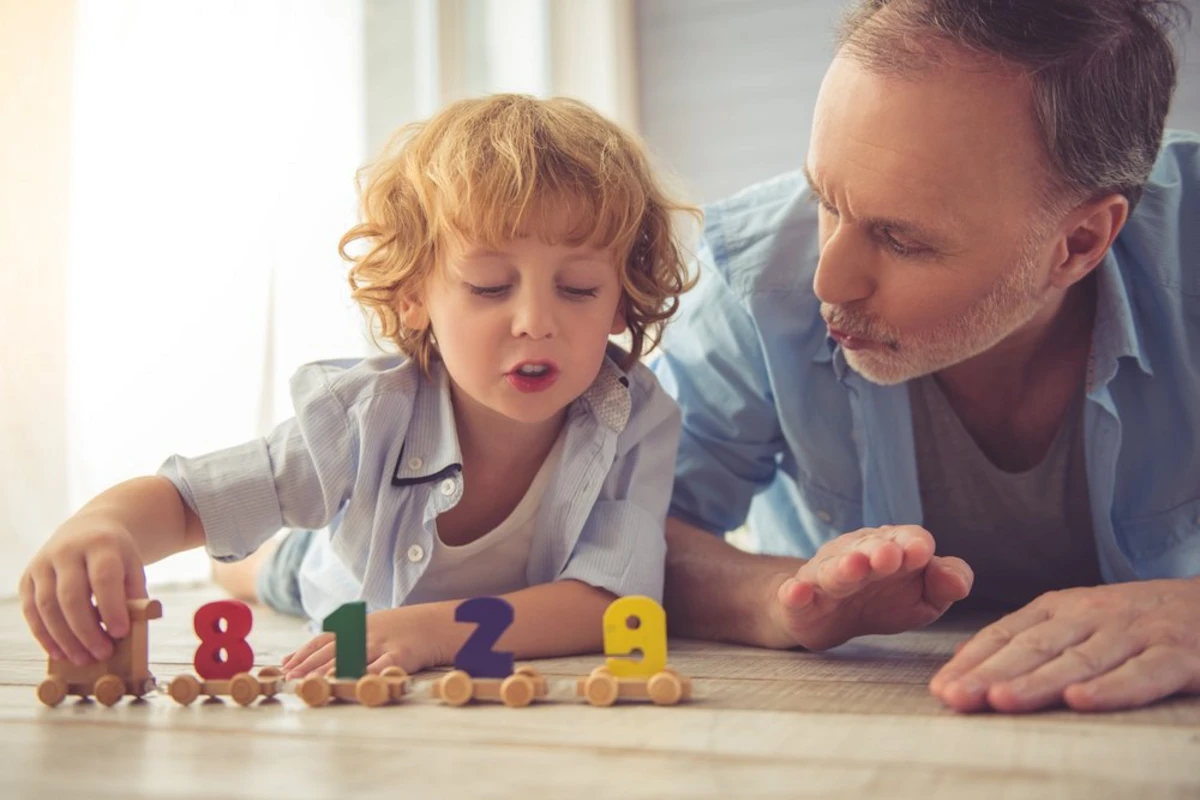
767 525 974 651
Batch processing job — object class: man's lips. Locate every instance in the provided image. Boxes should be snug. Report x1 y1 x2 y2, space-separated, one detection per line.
828 327 881 351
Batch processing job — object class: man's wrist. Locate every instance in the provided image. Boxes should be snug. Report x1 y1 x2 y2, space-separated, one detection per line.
756 569 797 649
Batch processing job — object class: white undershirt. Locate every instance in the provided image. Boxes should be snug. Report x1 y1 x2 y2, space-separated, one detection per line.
404 431 566 604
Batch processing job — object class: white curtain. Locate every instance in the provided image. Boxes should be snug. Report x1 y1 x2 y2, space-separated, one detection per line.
66 0 369 586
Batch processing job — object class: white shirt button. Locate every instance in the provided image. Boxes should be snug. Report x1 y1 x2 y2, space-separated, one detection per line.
407 456 423 470
816 510 833 524
407 544 425 563
440 478 457 496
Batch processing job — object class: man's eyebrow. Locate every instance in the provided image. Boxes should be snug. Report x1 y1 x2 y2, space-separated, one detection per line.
802 163 951 246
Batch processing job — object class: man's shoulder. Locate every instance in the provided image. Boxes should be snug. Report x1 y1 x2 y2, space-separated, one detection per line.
699 171 822 294
1118 130 1200 294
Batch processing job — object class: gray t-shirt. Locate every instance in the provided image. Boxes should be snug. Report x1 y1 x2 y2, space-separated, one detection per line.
909 375 1102 610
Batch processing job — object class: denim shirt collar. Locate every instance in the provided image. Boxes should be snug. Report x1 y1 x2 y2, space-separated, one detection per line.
1088 250 1153 392
391 348 633 487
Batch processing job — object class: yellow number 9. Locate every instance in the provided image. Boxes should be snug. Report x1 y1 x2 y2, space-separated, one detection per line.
602 596 667 678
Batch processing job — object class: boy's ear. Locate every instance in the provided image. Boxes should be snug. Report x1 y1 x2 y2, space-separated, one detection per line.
397 291 430 331
610 305 628 336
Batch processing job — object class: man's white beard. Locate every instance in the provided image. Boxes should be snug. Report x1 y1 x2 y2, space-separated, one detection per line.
830 252 1049 386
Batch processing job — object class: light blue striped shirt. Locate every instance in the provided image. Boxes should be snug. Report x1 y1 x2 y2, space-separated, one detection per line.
159 344 680 621
654 131 1200 585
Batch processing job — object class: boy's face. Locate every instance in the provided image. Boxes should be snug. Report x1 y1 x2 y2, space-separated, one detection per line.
404 227 626 428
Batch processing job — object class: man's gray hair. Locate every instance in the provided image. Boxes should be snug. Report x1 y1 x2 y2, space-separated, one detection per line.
838 0 1192 211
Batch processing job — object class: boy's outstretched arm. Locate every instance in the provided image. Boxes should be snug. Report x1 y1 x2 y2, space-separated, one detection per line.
283 579 616 678
19 475 206 664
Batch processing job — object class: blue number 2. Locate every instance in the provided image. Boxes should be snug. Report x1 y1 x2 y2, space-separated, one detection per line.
453 597 514 678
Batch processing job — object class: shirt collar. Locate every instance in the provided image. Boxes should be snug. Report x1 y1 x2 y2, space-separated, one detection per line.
392 360 462 486
391 346 633 486
1088 249 1153 391
574 343 633 432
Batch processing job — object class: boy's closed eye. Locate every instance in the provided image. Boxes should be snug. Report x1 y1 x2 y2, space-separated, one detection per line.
466 283 601 300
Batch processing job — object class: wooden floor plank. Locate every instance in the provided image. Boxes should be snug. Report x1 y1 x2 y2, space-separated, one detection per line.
1 585 1197 798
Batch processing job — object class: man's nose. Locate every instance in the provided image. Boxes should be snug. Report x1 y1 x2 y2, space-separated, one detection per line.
813 227 875 306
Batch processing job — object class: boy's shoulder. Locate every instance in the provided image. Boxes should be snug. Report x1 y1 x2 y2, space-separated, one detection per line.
289 354 425 412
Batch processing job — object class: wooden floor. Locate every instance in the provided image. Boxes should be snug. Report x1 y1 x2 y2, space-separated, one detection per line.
0 585 1197 799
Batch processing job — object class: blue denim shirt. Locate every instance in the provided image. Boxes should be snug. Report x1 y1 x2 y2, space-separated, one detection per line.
160 343 680 621
654 131 1200 584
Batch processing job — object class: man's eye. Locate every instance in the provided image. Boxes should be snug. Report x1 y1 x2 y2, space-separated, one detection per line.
468 284 510 297
881 231 931 258
810 193 839 217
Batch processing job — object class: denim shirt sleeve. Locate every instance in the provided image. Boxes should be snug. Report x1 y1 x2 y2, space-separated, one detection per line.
557 363 680 602
652 237 783 535
157 360 361 563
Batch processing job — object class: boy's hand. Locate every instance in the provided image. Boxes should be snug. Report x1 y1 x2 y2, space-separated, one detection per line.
282 606 446 679
766 524 974 650
19 515 148 665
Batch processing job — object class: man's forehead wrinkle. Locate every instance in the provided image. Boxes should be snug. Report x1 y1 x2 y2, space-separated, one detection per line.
812 147 966 240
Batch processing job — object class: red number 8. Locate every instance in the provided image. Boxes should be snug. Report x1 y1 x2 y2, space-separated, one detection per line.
192 600 255 679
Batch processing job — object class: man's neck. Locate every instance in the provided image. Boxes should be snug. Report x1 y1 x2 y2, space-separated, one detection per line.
934 276 1096 415
929 276 1097 472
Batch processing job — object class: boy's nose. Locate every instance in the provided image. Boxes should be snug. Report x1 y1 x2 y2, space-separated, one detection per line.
512 292 557 339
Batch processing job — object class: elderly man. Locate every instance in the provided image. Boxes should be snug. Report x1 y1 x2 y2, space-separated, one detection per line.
656 0 1199 713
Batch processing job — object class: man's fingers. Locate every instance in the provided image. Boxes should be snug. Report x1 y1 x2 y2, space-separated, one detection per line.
87 553 130 641
815 550 872 597
864 538 903 576
923 556 973 608
889 525 935 571
777 577 815 610
930 603 1053 695
1063 646 1198 712
935 615 1095 712
987 631 1141 712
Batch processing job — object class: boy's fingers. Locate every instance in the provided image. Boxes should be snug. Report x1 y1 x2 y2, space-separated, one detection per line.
87 553 130 641
287 641 337 678
19 574 65 661
56 561 111 661
124 558 148 600
36 573 90 664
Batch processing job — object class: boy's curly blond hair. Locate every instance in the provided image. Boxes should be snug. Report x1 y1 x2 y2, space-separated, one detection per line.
340 94 699 373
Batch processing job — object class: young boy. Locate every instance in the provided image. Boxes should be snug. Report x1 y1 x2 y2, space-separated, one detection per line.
20 94 698 678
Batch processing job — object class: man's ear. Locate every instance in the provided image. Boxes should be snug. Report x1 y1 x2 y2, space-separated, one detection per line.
397 290 430 331
1049 193 1130 288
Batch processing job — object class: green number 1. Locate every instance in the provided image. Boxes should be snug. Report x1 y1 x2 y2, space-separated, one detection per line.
322 601 367 679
